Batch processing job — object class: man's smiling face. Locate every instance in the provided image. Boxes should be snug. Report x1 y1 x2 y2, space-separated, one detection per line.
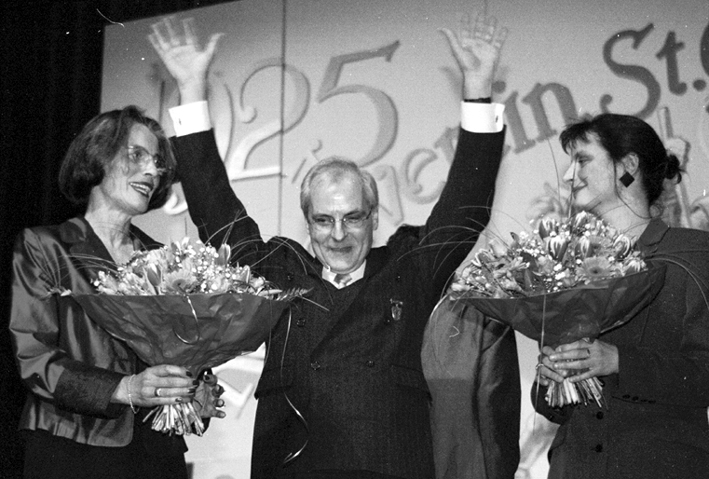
307 171 378 274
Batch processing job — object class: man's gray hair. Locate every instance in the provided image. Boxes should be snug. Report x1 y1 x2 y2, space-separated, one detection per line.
300 157 379 218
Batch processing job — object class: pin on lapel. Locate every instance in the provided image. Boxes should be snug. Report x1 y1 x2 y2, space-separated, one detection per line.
390 299 403 321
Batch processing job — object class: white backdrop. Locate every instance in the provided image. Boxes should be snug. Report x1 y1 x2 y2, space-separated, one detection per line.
101 1 709 477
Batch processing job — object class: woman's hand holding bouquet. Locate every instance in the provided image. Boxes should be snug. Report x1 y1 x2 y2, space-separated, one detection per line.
444 211 666 408
536 338 620 407
193 373 226 419
115 365 196 408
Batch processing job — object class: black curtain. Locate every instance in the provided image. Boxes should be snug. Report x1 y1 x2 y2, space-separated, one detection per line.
0 1 237 476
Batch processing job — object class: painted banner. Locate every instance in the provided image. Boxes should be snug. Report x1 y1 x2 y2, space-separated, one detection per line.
101 1 709 477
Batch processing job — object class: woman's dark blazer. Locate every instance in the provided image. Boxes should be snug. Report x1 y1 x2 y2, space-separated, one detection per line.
534 219 709 479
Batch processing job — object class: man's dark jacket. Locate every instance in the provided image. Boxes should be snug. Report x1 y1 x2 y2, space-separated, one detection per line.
173 126 505 478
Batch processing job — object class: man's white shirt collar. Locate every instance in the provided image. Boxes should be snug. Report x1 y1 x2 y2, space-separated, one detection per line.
322 261 366 288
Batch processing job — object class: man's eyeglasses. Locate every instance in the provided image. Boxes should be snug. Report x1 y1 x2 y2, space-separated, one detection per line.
126 146 169 176
309 210 372 232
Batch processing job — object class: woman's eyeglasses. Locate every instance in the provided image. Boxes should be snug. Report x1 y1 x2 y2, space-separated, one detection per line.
126 146 169 176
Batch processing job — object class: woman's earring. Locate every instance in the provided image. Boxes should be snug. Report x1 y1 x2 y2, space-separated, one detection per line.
620 171 635 187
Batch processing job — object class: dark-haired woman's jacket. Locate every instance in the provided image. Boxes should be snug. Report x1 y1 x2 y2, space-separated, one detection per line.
534 219 709 479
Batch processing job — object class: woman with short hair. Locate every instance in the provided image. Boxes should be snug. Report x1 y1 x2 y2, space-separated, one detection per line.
10 106 223 479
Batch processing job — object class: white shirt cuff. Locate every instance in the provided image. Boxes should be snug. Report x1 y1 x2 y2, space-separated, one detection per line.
169 101 212 136
461 102 505 133
168 101 502 136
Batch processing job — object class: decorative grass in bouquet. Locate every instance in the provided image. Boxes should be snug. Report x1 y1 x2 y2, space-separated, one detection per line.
73 238 307 435
446 211 665 408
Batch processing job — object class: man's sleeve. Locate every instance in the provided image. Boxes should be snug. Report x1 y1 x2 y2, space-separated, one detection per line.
169 102 262 254
422 115 506 296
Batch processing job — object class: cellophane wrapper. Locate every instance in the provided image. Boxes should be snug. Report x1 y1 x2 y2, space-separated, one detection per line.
447 265 666 408
73 292 288 434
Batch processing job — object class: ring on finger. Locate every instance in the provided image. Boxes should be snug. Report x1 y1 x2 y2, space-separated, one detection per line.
155 387 162 398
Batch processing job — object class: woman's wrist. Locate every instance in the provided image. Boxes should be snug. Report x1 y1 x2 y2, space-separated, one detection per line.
110 375 130 405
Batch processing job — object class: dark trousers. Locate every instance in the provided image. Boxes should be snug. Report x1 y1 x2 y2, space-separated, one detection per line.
22 426 187 479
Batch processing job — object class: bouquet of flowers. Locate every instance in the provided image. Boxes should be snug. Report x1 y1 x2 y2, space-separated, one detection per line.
445 211 666 408
73 238 307 435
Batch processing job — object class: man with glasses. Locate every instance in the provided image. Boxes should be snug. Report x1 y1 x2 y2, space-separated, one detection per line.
153 11 512 479
300 158 379 289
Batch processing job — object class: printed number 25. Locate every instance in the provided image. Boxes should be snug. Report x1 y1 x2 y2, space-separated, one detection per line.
316 41 400 167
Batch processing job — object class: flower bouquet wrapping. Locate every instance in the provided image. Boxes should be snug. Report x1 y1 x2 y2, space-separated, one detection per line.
445 211 666 408
73 238 307 435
